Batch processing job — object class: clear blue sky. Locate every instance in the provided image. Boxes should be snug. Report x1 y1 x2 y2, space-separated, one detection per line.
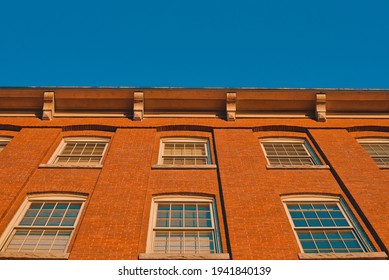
0 0 388 88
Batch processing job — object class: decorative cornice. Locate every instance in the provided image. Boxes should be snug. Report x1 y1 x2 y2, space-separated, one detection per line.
0 88 388 122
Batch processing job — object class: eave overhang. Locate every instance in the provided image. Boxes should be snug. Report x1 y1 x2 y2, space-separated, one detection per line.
0 87 388 122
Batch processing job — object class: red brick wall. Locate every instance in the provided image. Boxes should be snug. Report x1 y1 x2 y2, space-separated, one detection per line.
0 120 388 259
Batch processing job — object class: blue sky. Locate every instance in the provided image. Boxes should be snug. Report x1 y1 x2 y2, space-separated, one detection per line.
0 0 388 88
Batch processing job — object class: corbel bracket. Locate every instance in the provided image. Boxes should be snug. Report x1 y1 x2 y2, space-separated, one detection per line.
316 92 326 122
226 92 237 121
133 91 144 121
42 91 55 120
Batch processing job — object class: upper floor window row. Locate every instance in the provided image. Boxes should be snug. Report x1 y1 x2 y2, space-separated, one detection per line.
260 138 322 167
358 139 389 167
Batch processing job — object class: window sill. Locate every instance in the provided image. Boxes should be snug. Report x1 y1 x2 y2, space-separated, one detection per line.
0 252 70 260
266 165 330 170
378 166 389 169
39 164 103 169
298 251 387 260
152 164 217 170
138 253 230 260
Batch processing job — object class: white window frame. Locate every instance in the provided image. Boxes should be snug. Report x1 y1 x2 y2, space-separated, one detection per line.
0 194 86 255
158 138 212 166
0 137 12 153
146 195 222 255
282 195 374 254
260 138 322 166
49 137 110 166
358 138 389 167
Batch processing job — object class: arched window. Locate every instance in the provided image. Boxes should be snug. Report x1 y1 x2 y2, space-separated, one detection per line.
282 195 375 254
0 194 86 255
158 138 212 166
147 195 222 255
49 137 109 166
260 138 322 166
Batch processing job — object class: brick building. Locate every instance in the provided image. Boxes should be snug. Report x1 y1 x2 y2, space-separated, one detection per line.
0 87 388 260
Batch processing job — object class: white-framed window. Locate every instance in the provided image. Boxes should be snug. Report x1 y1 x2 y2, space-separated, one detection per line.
260 138 321 166
0 137 12 153
50 137 109 166
358 138 389 167
282 195 375 254
0 194 86 254
147 196 222 254
158 138 212 166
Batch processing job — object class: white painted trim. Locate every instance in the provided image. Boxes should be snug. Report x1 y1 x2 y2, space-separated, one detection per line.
357 138 389 143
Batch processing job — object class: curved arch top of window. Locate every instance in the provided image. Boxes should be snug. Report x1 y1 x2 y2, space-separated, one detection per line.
0 137 12 153
154 137 216 169
0 194 87 259
260 138 323 168
46 137 110 168
358 138 389 167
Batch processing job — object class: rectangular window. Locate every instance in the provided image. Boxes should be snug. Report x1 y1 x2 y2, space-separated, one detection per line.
359 139 389 167
0 196 85 254
261 138 321 166
149 197 221 254
159 138 211 166
283 197 375 254
51 138 109 166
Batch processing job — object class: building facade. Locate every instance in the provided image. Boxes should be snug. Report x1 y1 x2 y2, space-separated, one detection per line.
0 87 388 260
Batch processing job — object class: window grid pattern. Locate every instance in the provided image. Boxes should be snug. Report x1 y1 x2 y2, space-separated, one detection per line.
4 202 82 253
287 202 366 254
360 142 389 166
162 142 209 165
153 202 216 254
54 141 107 165
262 142 316 166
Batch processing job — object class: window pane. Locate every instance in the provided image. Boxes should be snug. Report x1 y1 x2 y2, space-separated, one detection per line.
153 201 218 254
5 200 84 253
161 140 210 165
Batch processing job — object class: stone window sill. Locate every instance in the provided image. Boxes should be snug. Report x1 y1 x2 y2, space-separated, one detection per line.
378 166 389 169
152 164 217 170
39 164 103 169
266 165 330 170
0 252 70 260
298 252 387 260
138 253 230 260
